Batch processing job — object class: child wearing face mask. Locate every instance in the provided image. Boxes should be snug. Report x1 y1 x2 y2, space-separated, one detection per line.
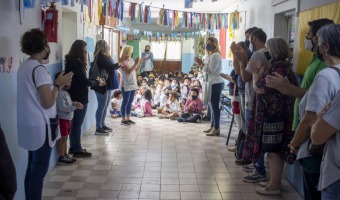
131 89 153 117
171 79 181 96
177 88 203 123
159 91 181 119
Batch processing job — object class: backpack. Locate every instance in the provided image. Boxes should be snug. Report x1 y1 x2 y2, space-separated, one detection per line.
235 129 246 160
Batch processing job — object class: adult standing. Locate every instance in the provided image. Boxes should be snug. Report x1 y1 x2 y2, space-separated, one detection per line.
17 29 72 200
195 36 225 136
64 40 105 158
141 45 154 77
92 40 121 135
298 24 340 200
119 45 144 126
267 19 334 200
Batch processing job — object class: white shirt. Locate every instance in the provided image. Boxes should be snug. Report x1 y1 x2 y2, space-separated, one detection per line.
202 52 224 85
119 58 138 91
245 48 269 110
144 53 152 72
17 59 59 150
163 100 181 113
297 65 340 161
111 97 122 111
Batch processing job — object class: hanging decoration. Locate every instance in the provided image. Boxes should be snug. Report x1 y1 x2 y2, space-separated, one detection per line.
143 4 151 24
129 2 136 22
136 3 143 23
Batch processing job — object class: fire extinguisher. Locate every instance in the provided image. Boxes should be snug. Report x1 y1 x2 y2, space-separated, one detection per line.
43 2 58 43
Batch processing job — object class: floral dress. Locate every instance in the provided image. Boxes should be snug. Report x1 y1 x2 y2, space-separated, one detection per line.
242 59 297 162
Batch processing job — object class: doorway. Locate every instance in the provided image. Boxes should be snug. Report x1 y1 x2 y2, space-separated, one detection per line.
62 9 77 67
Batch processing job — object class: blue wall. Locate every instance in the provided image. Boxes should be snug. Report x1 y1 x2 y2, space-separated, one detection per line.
182 53 195 74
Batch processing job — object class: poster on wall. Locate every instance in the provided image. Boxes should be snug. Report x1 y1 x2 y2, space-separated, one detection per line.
0 57 13 73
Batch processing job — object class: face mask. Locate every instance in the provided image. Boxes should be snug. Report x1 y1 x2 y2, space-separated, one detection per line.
191 95 198 100
206 44 215 51
249 42 254 53
165 74 168 78
43 49 50 60
136 94 142 99
145 49 150 52
245 40 250 48
264 51 272 61
197 74 203 78
142 83 147 86
131 53 134 58
171 83 178 87
304 38 314 51
188 75 193 78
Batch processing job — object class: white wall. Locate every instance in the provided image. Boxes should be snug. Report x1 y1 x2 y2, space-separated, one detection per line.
0 1 63 199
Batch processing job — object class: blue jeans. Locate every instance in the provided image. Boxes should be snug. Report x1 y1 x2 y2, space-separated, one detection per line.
322 179 340 200
70 104 88 152
209 83 224 129
95 91 111 129
25 131 52 200
254 155 266 176
121 87 136 117
244 109 251 135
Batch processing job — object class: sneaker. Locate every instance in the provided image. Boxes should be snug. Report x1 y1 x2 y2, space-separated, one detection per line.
228 145 237 152
177 118 185 122
170 116 178 120
242 164 255 172
243 172 267 183
73 149 92 158
127 120 135 124
121 120 130 126
68 148 87 155
58 156 74 165
102 125 113 132
65 154 77 162
256 187 281 195
235 159 252 165
95 128 109 136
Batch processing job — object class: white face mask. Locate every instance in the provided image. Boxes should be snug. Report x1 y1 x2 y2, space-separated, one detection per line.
304 38 314 51
142 83 147 86
136 94 142 99
249 42 254 53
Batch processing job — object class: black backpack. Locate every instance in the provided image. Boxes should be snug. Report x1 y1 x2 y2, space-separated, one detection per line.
235 129 246 160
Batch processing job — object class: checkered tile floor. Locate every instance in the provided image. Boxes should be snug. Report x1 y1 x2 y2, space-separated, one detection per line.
42 112 302 200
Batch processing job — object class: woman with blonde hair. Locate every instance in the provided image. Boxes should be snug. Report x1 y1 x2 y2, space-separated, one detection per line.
194 36 225 136
92 40 121 135
119 45 144 125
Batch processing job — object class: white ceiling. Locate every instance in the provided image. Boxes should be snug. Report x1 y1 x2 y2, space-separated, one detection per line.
123 0 239 13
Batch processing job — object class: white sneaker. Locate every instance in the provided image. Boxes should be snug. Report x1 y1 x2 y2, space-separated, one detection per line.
256 187 281 195
259 181 268 187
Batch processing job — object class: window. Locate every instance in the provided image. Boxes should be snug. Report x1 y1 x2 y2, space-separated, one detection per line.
151 42 166 60
149 41 182 61
166 41 182 60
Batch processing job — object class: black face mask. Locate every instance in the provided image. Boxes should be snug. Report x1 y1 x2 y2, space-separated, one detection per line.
317 49 324 61
206 44 215 51
245 40 250 48
131 53 134 58
145 49 150 52
43 49 50 60
264 51 272 61
191 95 198 100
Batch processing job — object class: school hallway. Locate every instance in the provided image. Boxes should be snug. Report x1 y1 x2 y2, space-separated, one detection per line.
42 113 302 200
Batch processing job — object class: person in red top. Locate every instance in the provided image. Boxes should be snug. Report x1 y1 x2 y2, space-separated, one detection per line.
177 88 203 123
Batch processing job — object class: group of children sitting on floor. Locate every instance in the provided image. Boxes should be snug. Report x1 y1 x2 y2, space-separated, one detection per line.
109 70 206 123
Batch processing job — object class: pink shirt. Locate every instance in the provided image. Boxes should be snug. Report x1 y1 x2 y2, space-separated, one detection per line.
185 98 203 114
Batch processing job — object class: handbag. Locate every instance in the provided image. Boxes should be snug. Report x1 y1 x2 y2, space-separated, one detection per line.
49 117 59 142
262 115 284 152
89 55 101 80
